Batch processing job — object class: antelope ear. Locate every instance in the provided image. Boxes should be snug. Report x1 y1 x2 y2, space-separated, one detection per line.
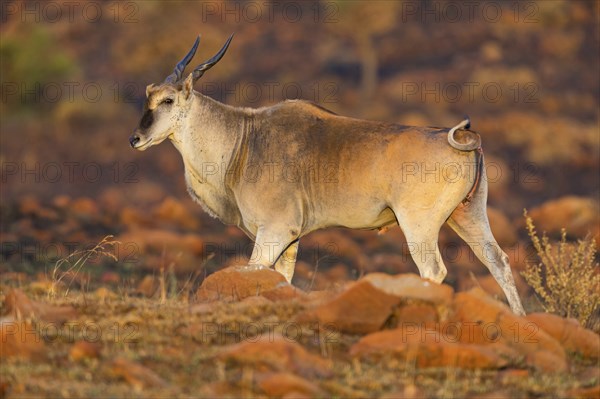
145 84 155 98
182 73 194 100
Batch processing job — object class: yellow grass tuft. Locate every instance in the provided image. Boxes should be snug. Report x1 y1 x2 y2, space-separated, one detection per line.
48 235 119 298
521 210 599 329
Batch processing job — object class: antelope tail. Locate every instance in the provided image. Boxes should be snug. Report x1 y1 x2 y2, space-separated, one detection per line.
447 116 481 151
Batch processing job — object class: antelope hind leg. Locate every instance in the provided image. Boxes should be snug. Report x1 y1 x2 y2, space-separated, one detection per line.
394 210 448 284
448 205 526 315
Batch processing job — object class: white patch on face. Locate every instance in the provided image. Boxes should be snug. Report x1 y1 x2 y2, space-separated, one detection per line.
139 84 183 147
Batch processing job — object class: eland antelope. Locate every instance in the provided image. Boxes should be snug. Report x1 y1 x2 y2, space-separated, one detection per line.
129 35 526 315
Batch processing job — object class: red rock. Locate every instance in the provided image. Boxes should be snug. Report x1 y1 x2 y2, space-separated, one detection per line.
261 285 307 302
394 303 439 325
524 350 568 373
0 318 46 360
109 357 167 390
69 340 102 361
302 289 342 307
296 279 400 334
218 334 332 378
298 273 453 334
3 288 77 325
350 326 512 369
257 372 324 397
526 313 600 359
196 266 292 302
237 295 274 308
363 273 454 304
451 288 567 372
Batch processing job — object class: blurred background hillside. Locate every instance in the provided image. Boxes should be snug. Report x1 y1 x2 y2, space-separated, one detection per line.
1 0 598 297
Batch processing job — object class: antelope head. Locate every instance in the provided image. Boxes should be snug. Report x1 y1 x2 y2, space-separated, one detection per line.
129 34 234 150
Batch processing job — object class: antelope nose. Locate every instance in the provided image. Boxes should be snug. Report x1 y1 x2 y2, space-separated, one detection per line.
129 134 140 148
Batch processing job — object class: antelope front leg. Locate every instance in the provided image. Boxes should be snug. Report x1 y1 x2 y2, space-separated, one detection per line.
274 240 299 283
247 227 297 277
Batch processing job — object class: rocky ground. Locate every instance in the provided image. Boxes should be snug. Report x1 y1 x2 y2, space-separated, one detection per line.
1 267 599 398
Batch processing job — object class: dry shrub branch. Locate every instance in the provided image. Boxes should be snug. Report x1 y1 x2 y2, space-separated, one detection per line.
521 210 599 329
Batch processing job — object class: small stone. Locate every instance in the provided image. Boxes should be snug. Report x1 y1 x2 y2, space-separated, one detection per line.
526 312 600 359
218 334 332 378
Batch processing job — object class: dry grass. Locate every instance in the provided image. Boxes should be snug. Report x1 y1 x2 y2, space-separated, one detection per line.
521 210 600 330
47 235 119 298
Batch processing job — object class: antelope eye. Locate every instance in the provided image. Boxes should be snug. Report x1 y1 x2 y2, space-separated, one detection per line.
162 98 174 105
